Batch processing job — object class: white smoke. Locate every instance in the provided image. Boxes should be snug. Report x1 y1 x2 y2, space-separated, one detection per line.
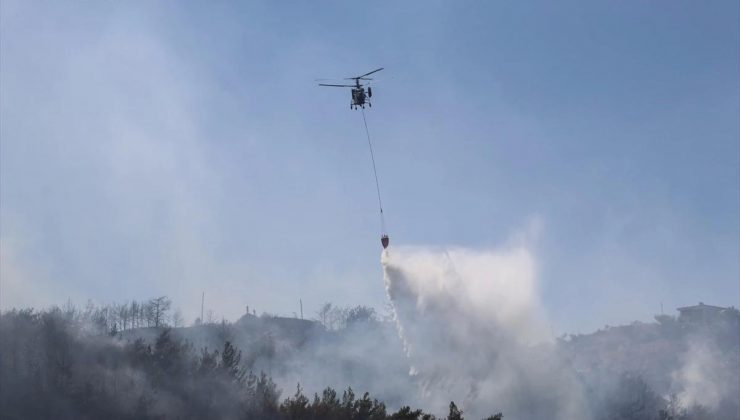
382 239 588 419
671 335 739 411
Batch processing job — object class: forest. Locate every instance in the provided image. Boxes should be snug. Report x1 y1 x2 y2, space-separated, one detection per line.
0 299 501 420
0 297 737 420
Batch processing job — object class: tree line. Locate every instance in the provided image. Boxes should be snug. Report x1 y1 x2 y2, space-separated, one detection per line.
1 298 729 420
315 303 381 331
0 305 503 420
52 296 184 336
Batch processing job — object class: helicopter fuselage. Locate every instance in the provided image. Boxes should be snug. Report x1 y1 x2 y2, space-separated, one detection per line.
351 88 367 108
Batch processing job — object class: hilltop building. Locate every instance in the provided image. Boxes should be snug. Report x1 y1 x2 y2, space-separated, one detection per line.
676 302 734 324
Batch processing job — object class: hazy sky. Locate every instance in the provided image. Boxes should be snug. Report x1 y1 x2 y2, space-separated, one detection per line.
1 1 738 333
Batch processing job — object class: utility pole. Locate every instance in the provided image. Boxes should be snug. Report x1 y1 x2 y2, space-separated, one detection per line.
201 292 205 324
300 299 303 320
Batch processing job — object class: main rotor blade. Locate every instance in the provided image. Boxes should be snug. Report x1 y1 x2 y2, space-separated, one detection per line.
358 67 383 78
318 83 355 87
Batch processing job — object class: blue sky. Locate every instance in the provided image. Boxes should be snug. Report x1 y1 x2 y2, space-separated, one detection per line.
1 1 738 333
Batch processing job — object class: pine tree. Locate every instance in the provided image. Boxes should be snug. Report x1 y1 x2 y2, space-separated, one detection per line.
447 402 463 420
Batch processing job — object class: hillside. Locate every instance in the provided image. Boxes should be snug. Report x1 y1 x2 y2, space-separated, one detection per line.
1 301 738 419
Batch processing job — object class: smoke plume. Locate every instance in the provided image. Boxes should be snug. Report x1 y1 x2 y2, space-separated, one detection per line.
671 333 740 412
382 243 587 419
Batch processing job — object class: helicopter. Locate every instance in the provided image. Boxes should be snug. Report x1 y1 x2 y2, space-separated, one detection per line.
318 67 383 110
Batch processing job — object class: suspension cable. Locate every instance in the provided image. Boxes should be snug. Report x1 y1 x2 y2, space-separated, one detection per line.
360 108 386 234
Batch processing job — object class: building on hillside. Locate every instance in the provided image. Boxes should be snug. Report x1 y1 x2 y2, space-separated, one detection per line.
676 302 731 324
